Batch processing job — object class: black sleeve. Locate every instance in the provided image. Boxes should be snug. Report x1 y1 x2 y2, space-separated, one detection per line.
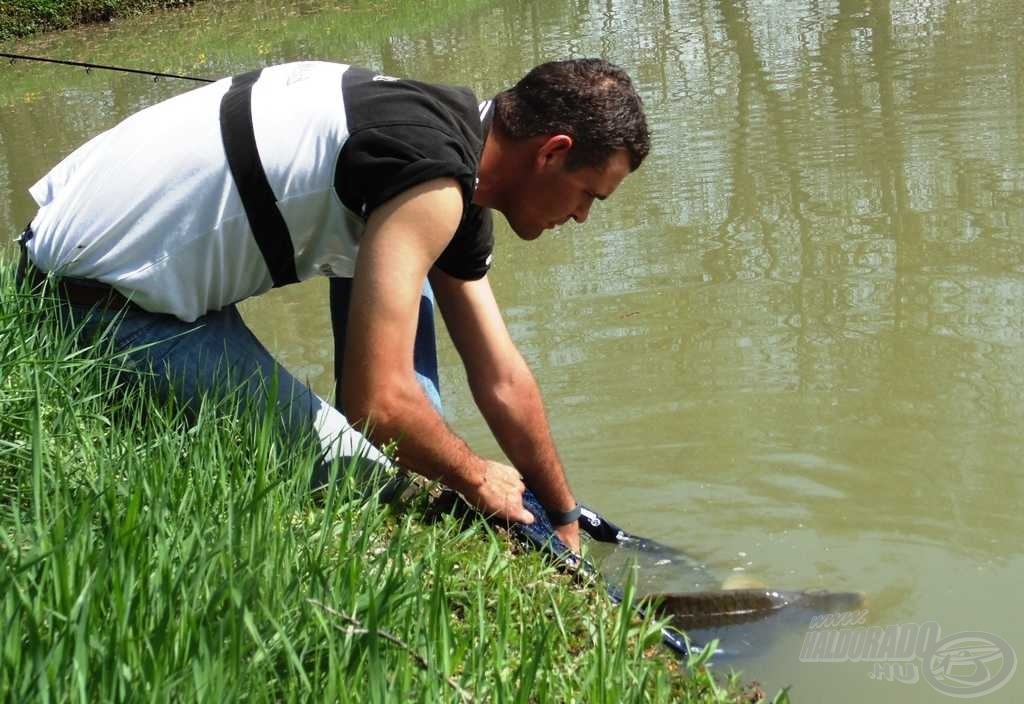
335 123 493 281
335 123 476 219
436 205 493 281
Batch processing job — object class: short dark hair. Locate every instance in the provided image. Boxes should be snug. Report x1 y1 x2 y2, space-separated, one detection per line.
493 58 650 171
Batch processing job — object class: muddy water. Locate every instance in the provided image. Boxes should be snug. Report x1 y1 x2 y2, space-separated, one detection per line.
2 0 1022 700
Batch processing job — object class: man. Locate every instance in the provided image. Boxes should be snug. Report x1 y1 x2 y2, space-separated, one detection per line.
19 58 649 552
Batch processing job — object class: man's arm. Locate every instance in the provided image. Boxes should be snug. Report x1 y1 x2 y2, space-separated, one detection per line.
341 178 533 526
430 269 581 552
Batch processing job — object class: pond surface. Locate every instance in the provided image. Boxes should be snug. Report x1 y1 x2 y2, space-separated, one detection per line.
2 0 1022 700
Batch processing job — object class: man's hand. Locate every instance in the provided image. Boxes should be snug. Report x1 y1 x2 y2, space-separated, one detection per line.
459 460 535 525
554 521 581 554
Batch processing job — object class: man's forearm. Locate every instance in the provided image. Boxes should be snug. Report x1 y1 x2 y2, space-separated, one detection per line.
469 359 576 515
344 378 535 526
344 380 486 493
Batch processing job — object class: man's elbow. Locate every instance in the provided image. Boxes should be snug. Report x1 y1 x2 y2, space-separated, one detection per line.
470 370 533 414
342 384 403 432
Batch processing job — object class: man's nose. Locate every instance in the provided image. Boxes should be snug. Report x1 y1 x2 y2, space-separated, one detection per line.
571 202 592 224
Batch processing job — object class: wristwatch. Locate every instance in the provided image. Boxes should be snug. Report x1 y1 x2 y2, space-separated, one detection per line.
546 502 582 527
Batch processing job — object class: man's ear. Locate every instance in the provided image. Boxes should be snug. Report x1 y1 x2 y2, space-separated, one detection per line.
535 134 574 168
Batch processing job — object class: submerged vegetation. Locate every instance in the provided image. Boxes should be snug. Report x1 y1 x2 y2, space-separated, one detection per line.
0 264 769 701
0 0 202 41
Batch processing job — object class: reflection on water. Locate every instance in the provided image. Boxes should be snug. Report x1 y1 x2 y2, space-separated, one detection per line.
2 0 1023 700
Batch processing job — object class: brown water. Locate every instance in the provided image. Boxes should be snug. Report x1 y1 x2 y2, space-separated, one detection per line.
2 0 1022 700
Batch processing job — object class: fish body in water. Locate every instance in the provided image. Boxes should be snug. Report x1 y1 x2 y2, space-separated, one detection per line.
649 588 865 632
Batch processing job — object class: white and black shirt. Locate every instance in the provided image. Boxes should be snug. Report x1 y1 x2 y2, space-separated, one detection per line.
26 61 494 322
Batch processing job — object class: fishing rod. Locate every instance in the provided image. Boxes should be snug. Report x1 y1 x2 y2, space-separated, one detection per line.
0 51 214 83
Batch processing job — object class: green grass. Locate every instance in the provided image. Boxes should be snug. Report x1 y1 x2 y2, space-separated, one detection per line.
0 262 772 702
0 0 200 41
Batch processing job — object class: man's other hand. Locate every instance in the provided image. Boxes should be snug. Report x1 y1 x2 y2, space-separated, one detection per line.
461 461 535 525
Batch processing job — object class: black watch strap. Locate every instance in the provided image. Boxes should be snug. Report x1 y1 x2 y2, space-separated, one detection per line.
546 503 582 527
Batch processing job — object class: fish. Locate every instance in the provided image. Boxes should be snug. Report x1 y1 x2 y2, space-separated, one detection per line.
647 588 865 632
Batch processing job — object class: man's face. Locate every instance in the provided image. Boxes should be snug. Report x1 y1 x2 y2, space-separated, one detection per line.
506 145 633 241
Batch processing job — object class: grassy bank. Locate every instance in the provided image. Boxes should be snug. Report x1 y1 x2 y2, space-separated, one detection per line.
0 265 770 702
0 0 201 41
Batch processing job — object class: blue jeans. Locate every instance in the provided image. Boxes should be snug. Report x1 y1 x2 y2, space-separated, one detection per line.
329 276 442 413
61 292 392 479
54 272 440 484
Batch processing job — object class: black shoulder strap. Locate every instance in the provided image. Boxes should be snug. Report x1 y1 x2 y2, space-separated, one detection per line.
219 69 299 287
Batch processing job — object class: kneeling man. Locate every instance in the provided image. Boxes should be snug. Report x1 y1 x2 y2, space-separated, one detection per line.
19 58 650 552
